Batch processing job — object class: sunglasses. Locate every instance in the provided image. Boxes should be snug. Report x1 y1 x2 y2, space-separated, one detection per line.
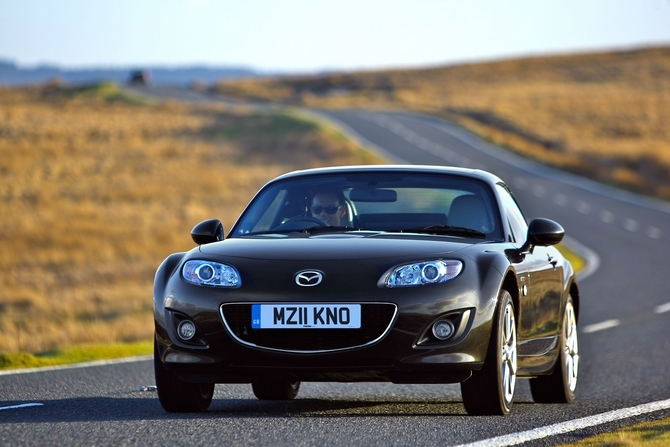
311 205 342 215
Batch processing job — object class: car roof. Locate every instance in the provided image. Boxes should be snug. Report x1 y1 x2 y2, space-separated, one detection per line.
270 165 504 186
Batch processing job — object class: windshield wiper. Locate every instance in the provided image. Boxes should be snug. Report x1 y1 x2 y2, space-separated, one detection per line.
389 225 487 238
247 226 355 236
302 226 355 234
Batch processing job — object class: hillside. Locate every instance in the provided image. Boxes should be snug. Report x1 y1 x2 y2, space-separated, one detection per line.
0 84 380 352
0 59 259 87
213 46 670 199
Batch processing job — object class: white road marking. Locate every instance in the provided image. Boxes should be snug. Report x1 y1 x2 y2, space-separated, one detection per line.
576 201 592 214
599 210 615 224
512 177 528 189
553 194 568 206
369 116 472 167
654 302 670 314
298 110 410 163
0 355 152 376
532 185 547 198
0 403 44 411
497 176 662 241
423 115 670 215
455 398 670 447
494 175 662 241
582 319 621 333
647 227 662 239
622 219 639 232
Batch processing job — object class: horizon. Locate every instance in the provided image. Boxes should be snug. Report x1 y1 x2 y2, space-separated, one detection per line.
2 43 669 78
2 0 670 74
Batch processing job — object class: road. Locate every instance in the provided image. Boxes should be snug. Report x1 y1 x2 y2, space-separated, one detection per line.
2 95 670 446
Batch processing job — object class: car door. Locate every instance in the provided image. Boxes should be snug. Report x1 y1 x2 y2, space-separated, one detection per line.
496 184 563 348
521 244 563 340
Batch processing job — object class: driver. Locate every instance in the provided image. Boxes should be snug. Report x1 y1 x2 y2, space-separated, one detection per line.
310 189 347 227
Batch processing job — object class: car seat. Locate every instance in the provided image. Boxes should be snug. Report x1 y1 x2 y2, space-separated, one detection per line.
448 195 493 233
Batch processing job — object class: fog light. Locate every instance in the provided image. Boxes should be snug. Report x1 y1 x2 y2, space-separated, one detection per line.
165 353 201 363
432 320 455 340
177 320 196 341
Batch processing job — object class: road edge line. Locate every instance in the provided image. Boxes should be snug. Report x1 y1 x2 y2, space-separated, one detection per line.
454 398 670 447
416 113 670 215
561 235 601 281
0 355 152 376
294 108 410 164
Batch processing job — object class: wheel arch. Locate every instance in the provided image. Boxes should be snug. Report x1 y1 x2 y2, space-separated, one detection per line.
153 252 187 330
568 280 580 322
153 253 186 303
501 270 520 324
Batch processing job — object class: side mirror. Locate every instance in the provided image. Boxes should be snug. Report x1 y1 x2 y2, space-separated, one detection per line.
527 218 564 247
509 218 565 261
191 219 224 245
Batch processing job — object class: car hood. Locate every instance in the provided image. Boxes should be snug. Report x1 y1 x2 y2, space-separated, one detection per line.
198 232 482 261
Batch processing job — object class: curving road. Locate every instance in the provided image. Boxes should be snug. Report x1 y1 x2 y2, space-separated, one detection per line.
2 97 670 446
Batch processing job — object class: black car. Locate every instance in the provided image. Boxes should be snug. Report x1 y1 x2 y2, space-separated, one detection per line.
153 165 580 415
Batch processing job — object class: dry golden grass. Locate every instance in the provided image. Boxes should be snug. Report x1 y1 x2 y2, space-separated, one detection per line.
215 47 670 199
0 84 380 353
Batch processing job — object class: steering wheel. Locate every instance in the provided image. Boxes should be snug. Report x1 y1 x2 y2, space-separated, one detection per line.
273 216 328 231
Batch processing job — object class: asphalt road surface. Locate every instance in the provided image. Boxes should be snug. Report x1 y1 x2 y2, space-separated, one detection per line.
2 96 670 446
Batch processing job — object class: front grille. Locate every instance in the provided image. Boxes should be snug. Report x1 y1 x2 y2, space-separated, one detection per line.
220 303 397 353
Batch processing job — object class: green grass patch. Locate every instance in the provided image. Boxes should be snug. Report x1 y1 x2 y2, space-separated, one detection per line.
560 416 670 446
41 81 151 104
213 112 320 139
74 82 151 104
0 340 152 370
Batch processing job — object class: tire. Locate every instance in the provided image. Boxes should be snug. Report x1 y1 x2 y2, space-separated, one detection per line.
461 290 517 415
154 339 214 412
251 380 301 400
530 295 579 403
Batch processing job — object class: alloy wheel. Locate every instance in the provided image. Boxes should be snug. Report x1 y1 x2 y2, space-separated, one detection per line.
501 301 517 405
564 300 579 392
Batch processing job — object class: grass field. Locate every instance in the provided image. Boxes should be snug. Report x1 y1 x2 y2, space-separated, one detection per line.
0 83 380 353
214 46 670 200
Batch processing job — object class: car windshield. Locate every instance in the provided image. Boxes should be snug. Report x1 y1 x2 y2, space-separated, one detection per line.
230 172 503 241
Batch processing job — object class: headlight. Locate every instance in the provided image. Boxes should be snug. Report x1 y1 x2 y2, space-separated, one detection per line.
182 260 241 287
382 260 462 288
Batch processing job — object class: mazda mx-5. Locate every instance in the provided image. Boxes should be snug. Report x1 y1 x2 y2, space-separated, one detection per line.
153 165 580 415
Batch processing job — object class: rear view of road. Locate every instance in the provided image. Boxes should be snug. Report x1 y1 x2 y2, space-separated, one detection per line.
2 103 669 446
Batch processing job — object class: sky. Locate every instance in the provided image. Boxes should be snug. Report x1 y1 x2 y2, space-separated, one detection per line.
2 0 670 74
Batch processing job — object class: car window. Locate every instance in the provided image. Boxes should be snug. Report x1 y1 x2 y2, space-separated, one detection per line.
496 183 528 243
252 189 288 232
232 173 504 240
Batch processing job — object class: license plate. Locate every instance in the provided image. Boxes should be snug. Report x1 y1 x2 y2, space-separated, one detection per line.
251 304 361 329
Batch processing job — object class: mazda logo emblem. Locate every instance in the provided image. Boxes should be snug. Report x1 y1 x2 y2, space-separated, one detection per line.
295 270 324 287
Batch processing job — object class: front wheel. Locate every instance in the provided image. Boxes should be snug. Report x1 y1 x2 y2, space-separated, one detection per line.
251 380 301 400
461 290 517 415
154 339 214 412
530 295 579 403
